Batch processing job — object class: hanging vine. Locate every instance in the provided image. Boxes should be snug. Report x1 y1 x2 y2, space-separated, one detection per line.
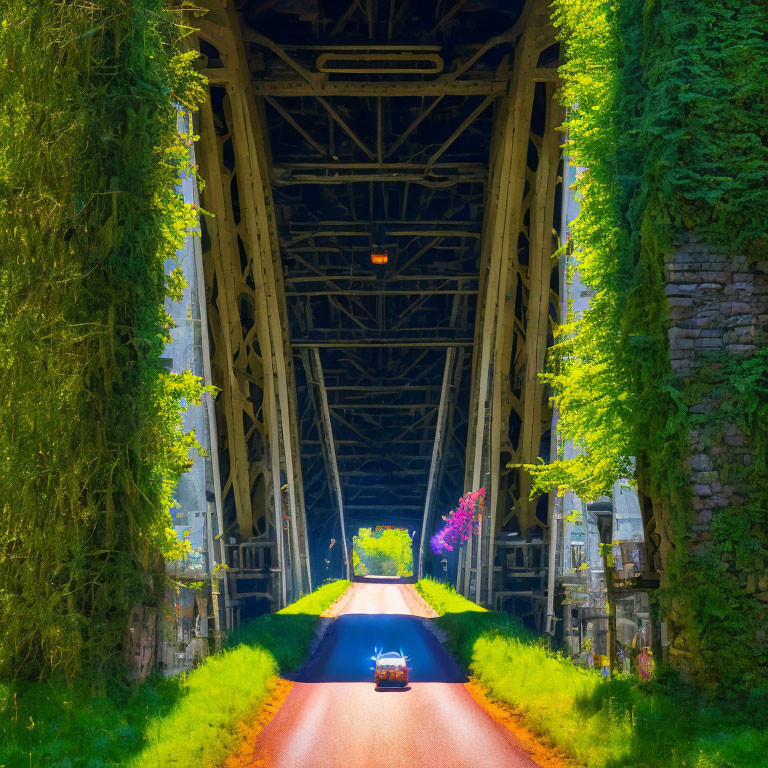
0 0 207 682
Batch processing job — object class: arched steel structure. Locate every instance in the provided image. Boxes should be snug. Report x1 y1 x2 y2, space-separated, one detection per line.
193 0 562 629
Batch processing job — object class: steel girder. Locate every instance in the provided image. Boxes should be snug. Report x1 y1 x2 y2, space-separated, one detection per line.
460 0 562 614
195 1 312 608
193 0 560 616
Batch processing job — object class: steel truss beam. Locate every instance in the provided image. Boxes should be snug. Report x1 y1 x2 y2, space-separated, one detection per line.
292 340 472 348
196 4 313 604
418 295 465 577
198 0 559 612
244 80 509 97
460 0 561 608
300 349 351 579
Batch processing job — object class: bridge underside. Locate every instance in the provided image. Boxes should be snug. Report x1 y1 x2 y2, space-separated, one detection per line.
193 0 562 627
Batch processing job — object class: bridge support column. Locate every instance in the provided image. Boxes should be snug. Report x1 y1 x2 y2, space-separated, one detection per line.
301 348 351 581
195 2 312 607
463 1 561 610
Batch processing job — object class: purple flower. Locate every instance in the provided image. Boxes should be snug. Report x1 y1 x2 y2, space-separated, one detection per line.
430 488 486 555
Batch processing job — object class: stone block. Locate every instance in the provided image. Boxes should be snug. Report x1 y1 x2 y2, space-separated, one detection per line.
693 484 712 496
694 337 722 348
726 344 756 355
724 283 753 294
698 271 727 283
724 315 753 328
665 283 698 295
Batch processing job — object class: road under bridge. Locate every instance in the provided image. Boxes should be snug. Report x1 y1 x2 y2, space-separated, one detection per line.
190 0 563 629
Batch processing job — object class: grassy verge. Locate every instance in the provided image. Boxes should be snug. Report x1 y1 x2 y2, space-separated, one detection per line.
0 581 350 768
416 578 768 768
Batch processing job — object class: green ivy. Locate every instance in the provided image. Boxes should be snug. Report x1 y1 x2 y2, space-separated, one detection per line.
529 0 768 694
0 1 207 682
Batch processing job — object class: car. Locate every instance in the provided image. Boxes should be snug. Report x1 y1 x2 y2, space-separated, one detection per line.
372 649 409 689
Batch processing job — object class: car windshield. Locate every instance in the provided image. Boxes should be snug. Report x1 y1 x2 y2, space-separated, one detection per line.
380 652 401 659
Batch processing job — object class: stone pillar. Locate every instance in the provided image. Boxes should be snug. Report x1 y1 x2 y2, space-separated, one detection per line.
662 232 768 671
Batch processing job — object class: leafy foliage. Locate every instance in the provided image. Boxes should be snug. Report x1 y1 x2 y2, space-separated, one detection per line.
352 528 414 577
528 0 768 691
0 0 207 681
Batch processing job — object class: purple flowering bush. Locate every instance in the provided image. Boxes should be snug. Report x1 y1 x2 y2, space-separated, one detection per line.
430 488 485 554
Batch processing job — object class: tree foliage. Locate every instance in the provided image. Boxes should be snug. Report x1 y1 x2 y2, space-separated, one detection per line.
532 0 768 692
0 0 206 681
352 528 414 577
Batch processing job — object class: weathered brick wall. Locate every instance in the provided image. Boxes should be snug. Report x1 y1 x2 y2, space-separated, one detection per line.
663 232 768 663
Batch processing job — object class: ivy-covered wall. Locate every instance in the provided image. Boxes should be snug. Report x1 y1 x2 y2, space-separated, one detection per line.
532 0 768 694
661 236 768 688
0 1 206 682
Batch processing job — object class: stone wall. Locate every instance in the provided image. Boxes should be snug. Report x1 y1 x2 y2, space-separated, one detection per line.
662 232 768 665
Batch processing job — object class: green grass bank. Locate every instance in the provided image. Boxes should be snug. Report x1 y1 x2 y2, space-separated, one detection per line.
0 580 349 768
416 578 768 768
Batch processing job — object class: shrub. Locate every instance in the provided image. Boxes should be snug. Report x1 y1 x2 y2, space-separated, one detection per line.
352 528 414 577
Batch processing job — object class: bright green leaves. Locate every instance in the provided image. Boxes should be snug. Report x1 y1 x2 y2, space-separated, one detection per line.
352 528 414 577
0 1 207 682
539 0 768 693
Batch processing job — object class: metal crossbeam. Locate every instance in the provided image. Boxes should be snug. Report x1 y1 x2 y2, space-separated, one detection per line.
248 80 509 97
286 289 477 297
293 340 472 348
301 349 351 579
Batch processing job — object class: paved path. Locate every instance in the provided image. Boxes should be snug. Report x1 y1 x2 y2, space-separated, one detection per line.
248 582 543 768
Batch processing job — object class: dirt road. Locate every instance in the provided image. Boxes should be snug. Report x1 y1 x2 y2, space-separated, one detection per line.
244 581 543 768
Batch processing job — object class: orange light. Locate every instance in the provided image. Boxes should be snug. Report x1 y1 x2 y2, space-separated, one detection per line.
370 252 388 264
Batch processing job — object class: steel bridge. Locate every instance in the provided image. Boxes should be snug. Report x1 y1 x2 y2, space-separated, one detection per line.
191 0 562 629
